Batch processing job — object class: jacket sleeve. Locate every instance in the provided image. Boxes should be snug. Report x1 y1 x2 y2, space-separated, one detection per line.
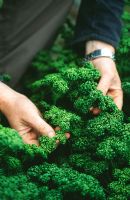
72 0 124 51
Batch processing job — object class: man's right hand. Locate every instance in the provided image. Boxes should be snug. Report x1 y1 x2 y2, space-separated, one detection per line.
86 40 123 115
0 82 70 145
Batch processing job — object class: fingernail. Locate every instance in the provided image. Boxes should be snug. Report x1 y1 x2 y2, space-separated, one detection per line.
66 133 70 139
93 108 101 115
56 140 60 144
90 107 93 111
48 130 55 138
55 127 61 131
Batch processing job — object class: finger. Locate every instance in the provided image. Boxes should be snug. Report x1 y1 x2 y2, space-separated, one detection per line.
18 127 31 133
31 116 55 138
18 127 39 145
114 94 123 110
55 126 61 131
54 127 70 139
107 89 123 110
20 130 39 146
17 127 39 146
90 106 101 115
97 75 112 95
91 107 101 115
66 132 70 139
56 132 71 145
24 138 39 146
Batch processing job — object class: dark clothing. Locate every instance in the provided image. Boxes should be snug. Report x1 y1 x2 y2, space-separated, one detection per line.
73 0 124 50
0 0 124 86
0 0 73 85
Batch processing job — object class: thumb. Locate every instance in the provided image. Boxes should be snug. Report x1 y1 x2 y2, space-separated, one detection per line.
97 75 112 95
107 89 123 110
31 116 55 138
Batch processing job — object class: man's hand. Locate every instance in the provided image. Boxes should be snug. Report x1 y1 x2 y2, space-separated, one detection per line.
0 82 58 145
86 40 123 114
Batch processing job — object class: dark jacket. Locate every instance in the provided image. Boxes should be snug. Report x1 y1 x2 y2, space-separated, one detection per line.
73 0 124 52
0 0 125 61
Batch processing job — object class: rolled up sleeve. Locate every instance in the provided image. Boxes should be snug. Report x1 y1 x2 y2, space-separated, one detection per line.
72 0 124 52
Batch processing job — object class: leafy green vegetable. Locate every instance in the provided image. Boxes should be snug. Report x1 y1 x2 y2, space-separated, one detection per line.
1 2 130 199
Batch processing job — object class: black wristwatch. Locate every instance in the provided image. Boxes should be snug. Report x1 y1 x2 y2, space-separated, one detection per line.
84 49 115 62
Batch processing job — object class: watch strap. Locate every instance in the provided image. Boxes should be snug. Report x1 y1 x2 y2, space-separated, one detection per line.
84 49 115 61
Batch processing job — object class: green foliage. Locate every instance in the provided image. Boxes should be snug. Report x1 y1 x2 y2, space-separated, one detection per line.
44 106 83 135
0 175 40 200
0 125 24 154
108 168 130 199
68 153 108 177
116 6 130 115
0 0 3 8
27 162 105 199
1 3 130 199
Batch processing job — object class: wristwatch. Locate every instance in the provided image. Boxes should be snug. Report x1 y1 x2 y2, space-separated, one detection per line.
84 49 115 62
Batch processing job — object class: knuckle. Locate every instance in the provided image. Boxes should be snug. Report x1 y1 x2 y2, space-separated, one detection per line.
39 121 55 137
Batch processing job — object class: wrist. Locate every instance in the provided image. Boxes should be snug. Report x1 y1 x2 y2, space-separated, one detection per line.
0 82 18 113
85 40 115 55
